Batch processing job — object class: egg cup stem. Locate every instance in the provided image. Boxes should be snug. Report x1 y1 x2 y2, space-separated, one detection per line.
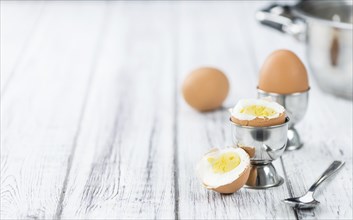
286 127 303 151
244 162 284 189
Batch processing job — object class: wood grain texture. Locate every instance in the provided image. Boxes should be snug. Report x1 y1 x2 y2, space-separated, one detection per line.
1 1 352 220
1 2 107 219
59 3 176 219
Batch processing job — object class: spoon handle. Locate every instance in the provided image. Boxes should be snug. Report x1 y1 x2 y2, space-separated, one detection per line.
308 161 345 193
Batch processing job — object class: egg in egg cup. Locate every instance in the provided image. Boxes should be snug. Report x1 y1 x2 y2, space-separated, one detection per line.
229 99 290 189
257 49 310 151
257 88 309 151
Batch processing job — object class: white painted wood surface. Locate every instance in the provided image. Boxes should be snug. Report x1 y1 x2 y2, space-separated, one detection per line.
1 1 352 219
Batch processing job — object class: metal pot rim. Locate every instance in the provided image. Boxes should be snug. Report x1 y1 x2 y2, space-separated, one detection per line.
293 1 353 30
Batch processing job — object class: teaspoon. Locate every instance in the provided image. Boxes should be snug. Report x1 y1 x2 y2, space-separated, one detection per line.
283 160 345 209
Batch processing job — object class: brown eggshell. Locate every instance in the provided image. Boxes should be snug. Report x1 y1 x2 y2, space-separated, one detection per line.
209 166 251 194
258 50 309 94
239 146 255 158
182 67 229 112
231 112 286 127
200 148 251 194
246 166 257 187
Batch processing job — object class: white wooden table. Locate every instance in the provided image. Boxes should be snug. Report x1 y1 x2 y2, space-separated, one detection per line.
1 1 352 219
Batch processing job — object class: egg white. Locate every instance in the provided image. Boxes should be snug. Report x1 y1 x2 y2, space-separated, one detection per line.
196 147 250 188
229 98 285 120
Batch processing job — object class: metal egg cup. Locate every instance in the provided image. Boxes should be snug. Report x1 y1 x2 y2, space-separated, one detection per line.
257 88 310 151
231 117 290 189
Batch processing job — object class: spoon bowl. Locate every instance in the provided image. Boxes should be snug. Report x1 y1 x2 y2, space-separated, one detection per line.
284 192 320 209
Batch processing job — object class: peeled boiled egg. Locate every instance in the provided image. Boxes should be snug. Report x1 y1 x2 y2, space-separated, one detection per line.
229 98 286 127
196 147 250 194
182 67 229 112
258 50 309 94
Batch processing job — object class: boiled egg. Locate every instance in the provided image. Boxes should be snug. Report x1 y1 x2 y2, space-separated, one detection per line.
258 50 309 94
182 67 229 112
196 147 250 194
229 98 286 127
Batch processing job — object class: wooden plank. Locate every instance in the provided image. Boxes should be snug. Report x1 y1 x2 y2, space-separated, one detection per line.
247 3 353 219
1 2 107 219
176 2 295 219
0 1 45 94
60 2 176 219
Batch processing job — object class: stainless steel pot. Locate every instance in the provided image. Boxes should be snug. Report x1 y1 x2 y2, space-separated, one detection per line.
256 0 353 100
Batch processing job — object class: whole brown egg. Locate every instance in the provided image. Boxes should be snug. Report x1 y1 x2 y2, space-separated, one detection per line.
182 67 229 112
258 50 309 94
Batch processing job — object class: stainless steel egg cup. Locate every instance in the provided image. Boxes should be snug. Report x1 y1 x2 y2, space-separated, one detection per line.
257 88 309 151
230 117 289 189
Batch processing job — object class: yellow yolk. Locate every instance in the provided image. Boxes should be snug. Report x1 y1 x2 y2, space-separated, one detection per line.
240 105 276 117
207 152 241 173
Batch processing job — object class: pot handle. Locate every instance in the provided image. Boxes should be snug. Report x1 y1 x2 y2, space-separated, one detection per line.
255 3 305 41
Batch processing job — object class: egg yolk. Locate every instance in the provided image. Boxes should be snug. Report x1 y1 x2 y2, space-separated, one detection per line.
207 152 241 173
240 105 276 117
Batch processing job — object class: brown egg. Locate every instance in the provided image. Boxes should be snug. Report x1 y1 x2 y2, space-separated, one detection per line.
196 147 250 194
258 50 309 94
229 99 286 127
182 67 229 111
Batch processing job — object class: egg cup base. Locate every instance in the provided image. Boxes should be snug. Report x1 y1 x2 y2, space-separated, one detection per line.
244 163 284 189
286 127 303 151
